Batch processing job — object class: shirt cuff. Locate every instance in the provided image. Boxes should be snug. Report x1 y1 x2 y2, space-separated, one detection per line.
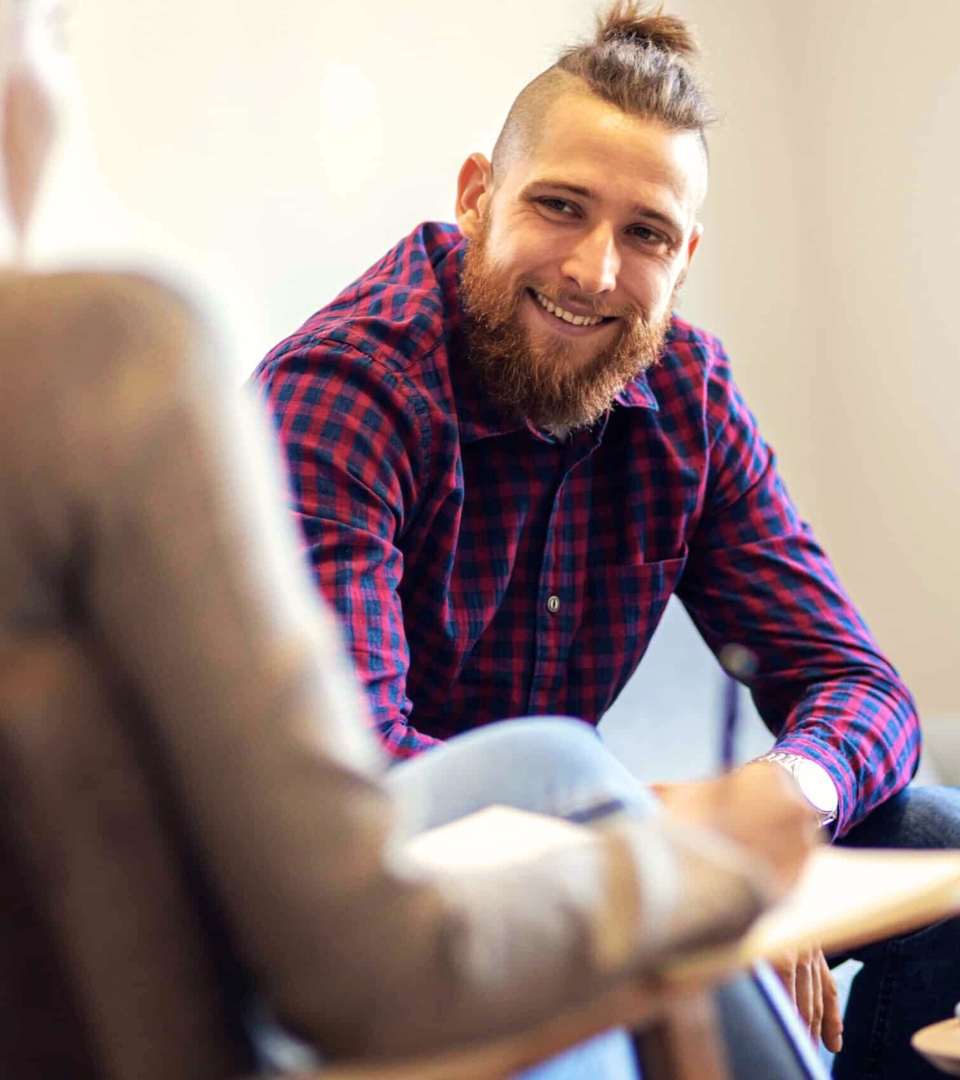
769 732 852 835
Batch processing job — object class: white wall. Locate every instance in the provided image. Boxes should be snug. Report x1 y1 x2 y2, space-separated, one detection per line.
35 1 598 368
32 0 960 730
783 1 960 719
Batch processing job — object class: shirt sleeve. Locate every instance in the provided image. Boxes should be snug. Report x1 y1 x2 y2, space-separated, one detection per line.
675 338 920 836
255 339 442 758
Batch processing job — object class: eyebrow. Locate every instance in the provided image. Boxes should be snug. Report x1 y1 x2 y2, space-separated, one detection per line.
523 180 684 235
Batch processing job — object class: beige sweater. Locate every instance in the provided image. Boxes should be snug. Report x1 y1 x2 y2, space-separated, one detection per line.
0 271 769 1062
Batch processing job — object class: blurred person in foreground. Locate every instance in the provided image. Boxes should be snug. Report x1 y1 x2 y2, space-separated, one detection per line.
256 2 960 1076
0 2 827 1080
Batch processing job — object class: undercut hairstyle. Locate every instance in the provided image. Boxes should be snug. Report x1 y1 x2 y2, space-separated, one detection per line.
491 1 714 183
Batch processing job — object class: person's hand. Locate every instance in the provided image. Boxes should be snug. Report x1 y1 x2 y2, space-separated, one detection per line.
651 761 821 896
769 942 843 1053
653 766 841 1049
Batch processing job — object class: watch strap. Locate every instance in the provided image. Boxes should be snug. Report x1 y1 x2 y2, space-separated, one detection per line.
753 751 839 828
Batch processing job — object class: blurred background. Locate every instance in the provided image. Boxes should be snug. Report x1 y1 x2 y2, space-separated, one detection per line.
34 0 960 781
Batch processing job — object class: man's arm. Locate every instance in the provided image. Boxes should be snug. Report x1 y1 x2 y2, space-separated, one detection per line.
255 338 442 757
676 339 920 837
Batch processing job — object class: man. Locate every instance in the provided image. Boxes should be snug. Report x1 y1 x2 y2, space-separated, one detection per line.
256 3 960 1077
0 2 825 1079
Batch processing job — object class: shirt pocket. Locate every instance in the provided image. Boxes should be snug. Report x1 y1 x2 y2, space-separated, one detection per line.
579 550 689 715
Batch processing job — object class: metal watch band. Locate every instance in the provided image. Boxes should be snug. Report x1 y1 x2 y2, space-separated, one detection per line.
753 751 839 828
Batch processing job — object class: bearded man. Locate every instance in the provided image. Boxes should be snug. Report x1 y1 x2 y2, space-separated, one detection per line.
255 4 960 1077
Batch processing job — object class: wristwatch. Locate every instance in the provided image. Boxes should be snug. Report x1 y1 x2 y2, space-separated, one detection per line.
753 751 839 829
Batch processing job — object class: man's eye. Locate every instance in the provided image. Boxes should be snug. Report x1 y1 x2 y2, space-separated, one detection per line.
539 198 576 216
628 225 663 245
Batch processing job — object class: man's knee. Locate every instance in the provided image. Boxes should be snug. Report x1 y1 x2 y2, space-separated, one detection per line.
840 784 960 850
473 716 632 779
489 715 604 760
434 716 657 815
474 717 658 816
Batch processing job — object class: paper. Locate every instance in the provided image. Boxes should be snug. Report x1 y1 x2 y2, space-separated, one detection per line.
405 805 590 871
740 844 960 962
405 805 960 973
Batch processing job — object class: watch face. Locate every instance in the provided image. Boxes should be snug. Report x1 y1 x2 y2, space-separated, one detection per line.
795 759 839 815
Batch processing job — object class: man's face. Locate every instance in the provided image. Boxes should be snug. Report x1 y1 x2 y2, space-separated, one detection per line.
457 92 705 433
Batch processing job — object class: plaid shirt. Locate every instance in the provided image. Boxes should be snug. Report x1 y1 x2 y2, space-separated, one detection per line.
255 221 919 835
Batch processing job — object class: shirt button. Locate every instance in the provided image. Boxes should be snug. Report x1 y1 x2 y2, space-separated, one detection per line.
547 595 561 614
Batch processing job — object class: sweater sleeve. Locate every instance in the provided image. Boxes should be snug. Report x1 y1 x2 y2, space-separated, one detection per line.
4 272 771 1061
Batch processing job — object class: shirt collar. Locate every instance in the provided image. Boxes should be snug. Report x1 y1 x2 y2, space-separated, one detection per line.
613 321 680 412
613 370 660 411
445 235 662 444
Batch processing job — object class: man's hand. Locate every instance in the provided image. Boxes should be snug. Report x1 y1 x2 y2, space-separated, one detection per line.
653 764 842 1050
769 943 843 1053
652 761 821 896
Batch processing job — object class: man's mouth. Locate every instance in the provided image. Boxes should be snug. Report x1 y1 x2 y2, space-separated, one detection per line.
529 289 615 328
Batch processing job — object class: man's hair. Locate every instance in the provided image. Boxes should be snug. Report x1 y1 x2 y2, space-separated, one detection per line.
491 1 713 179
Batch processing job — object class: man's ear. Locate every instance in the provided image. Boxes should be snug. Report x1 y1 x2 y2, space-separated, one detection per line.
456 153 493 240
676 221 703 288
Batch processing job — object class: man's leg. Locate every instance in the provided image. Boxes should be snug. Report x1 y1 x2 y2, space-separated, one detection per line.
387 716 659 834
388 717 825 1080
388 718 652 1080
832 784 960 1080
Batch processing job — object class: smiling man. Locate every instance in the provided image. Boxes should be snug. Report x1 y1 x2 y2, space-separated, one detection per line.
255 5 960 1077
458 72 704 438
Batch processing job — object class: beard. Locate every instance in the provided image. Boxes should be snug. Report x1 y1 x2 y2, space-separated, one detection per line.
460 221 672 437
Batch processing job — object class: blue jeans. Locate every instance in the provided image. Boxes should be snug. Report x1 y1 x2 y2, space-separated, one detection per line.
831 784 960 1080
388 718 826 1080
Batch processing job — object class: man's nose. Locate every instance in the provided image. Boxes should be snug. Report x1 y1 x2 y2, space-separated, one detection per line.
560 225 620 296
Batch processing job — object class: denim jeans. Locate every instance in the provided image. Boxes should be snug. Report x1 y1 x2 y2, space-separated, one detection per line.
259 719 957 1078
388 717 825 1080
831 784 960 1080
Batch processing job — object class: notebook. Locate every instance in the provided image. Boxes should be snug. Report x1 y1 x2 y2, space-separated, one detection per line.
405 804 960 977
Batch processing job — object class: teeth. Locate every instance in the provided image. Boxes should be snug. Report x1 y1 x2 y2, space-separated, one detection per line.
533 291 605 327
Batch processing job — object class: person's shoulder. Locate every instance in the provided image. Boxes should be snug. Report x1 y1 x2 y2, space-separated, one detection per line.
0 269 196 330
660 314 728 371
0 270 221 472
0 270 203 382
260 222 464 380
645 314 732 404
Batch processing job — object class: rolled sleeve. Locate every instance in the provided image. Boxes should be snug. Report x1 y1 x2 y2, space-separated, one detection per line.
255 339 443 758
677 343 920 835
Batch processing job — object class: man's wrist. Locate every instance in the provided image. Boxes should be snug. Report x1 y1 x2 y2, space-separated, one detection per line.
751 751 839 829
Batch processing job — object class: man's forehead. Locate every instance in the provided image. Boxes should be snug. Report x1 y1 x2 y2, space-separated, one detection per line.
517 91 706 216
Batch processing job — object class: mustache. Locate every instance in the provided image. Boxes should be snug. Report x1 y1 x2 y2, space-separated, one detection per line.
520 284 638 322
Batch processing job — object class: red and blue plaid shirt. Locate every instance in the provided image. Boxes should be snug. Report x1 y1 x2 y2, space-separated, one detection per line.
255 221 919 835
